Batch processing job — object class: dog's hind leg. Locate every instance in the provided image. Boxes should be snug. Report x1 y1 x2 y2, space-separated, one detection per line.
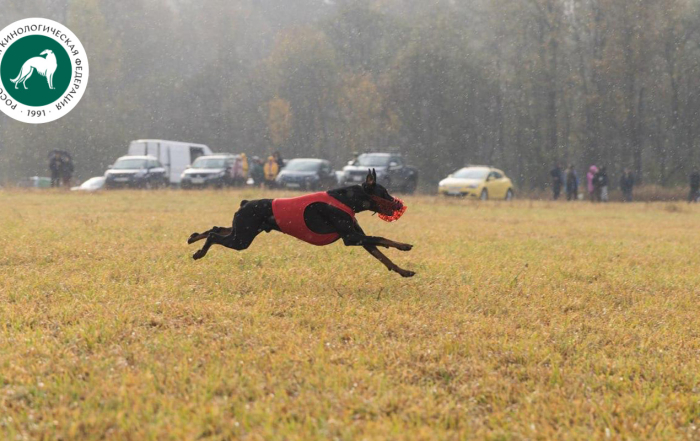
188 200 251 244
192 227 259 260
188 226 232 244
192 200 272 260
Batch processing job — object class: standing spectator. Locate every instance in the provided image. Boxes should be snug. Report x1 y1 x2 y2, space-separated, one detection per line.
689 169 700 203
587 165 599 202
240 153 249 181
263 155 279 188
596 166 609 202
550 163 563 200
49 151 62 187
229 155 244 186
620 168 635 202
566 164 579 201
60 154 74 188
249 156 264 186
273 151 285 170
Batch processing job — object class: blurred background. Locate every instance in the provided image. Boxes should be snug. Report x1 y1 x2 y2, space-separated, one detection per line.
1 0 699 189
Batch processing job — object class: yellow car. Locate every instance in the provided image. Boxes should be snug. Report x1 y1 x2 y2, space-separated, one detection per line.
438 166 514 200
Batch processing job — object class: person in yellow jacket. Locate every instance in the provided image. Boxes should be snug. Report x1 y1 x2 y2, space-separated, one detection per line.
240 152 249 179
263 155 279 188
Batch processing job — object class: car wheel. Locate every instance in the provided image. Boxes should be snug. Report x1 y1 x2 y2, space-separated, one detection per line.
505 189 514 201
480 189 488 201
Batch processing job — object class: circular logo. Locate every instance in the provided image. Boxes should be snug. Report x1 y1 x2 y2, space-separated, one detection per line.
0 18 89 124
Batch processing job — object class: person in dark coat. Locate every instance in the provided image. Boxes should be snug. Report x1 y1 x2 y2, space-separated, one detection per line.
49 152 62 187
249 156 264 186
689 169 700 203
565 164 579 201
60 154 74 187
550 163 563 200
595 166 609 202
620 168 635 202
273 151 285 170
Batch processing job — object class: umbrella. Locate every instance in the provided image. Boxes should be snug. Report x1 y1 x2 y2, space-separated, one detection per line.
48 149 72 160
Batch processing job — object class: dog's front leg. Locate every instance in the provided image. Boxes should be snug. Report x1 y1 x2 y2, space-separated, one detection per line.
372 237 413 251
353 235 412 251
363 245 415 278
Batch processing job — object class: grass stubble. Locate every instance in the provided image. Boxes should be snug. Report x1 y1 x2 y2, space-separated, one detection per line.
1 189 700 440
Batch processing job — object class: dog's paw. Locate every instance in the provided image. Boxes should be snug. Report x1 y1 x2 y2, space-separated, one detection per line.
192 249 207 260
397 269 415 278
187 233 200 244
396 243 413 251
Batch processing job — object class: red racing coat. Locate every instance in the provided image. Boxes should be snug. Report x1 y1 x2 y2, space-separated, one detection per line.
272 192 355 246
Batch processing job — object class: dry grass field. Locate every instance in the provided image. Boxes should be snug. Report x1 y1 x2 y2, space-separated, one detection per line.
2 189 700 440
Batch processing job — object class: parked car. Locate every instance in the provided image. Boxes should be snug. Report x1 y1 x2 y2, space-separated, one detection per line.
340 152 418 193
128 139 213 185
180 154 237 189
438 166 514 200
104 155 169 189
276 158 336 190
16 176 51 188
71 176 105 192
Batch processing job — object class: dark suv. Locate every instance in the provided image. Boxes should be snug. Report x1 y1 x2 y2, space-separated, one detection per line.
104 156 168 189
340 153 418 193
276 158 336 190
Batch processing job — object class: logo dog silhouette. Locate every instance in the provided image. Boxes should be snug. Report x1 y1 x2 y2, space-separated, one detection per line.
10 49 57 90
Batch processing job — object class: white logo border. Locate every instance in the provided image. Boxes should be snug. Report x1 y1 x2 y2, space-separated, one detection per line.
0 17 89 124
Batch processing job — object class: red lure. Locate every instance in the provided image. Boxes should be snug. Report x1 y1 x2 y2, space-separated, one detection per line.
372 196 407 222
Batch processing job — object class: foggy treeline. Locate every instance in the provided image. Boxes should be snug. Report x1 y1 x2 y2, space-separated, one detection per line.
1 0 699 188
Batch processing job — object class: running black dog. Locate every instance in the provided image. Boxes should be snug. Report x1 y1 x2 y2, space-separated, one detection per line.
187 169 415 277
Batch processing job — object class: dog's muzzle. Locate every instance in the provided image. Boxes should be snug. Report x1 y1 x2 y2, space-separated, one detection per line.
372 196 407 222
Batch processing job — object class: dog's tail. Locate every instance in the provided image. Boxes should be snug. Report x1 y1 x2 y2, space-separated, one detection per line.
239 200 249 207
10 72 21 84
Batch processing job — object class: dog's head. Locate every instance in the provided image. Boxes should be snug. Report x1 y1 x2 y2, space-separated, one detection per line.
40 49 53 56
362 168 407 222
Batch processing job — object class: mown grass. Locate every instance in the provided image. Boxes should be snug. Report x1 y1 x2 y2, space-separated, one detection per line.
1 189 700 440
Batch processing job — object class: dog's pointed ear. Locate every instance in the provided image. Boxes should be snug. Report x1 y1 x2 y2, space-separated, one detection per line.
366 168 376 187
372 168 377 183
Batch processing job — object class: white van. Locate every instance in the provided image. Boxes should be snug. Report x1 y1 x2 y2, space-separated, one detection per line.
128 139 213 185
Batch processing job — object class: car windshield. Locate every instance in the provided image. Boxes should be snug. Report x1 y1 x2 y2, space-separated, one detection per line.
113 159 148 169
285 160 320 172
354 154 390 167
453 168 489 179
192 157 227 168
